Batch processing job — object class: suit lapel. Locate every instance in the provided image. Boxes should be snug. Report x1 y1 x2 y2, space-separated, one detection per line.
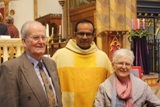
20 53 49 107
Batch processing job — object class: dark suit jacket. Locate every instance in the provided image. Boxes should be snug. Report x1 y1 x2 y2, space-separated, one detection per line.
0 23 8 35
0 52 62 107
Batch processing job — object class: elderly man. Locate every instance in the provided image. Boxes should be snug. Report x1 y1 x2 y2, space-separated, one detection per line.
0 21 62 107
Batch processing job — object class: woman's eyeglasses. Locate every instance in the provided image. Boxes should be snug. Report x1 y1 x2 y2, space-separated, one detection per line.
115 62 132 68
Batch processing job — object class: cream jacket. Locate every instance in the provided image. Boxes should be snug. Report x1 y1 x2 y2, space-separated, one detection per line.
94 73 160 107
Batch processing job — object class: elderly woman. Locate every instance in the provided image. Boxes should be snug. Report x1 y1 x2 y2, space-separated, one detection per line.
5 16 19 38
94 48 160 107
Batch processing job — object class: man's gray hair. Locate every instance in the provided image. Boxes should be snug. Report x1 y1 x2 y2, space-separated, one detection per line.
20 21 44 38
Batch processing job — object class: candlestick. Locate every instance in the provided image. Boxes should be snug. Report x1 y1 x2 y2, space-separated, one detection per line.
46 24 49 37
52 27 54 35
131 19 134 29
142 19 145 29
59 25 61 35
136 19 140 29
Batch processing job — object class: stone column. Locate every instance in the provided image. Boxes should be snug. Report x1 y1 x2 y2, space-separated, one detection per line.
96 0 110 49
96 0 137 49
58 0 66 39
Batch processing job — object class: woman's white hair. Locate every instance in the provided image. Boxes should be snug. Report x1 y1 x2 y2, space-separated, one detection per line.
112 48 135 64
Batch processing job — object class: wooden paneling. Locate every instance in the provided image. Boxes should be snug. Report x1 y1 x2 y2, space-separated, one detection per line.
70 2 96 36
48 42 66 57
100 30 127 61
36 14 62 36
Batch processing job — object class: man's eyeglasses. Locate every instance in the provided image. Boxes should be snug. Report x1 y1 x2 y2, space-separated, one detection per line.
76 32 93 37
26 36 47 41
115 62 132 68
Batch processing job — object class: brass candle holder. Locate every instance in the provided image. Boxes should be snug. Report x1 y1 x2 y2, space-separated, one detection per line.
58 33 62 43
47 34 54 54
155 24 160 36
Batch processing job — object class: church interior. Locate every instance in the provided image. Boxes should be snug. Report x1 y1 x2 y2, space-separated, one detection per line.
1 0 160 97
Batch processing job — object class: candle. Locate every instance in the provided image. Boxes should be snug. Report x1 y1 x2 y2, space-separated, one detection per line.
142 19 145 29
52 27 54 35
131 19 134 29
59 25 61 35
46 24 49 37
136 19 140 29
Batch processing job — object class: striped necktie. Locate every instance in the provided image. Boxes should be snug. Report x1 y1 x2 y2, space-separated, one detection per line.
38 61 57 107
